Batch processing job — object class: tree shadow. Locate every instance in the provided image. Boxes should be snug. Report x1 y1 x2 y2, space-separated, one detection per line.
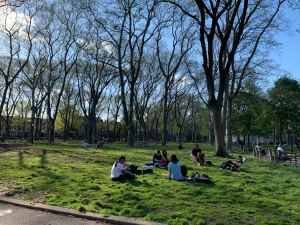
40 149 48 168
18 151 24 166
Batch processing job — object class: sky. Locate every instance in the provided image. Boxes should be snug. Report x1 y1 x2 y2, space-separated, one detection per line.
271 6 300 81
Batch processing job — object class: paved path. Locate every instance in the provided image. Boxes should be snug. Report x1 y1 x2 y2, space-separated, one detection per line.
0 202 111 225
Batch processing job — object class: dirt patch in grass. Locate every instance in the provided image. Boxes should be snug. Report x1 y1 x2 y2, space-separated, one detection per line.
0 144 27 153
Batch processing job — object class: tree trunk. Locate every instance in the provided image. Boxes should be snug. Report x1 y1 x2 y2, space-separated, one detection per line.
28 108 36 144
209 113 214 145
177 127 182 144
226 98 233 151
87 119 95 144
0 85 9 130
155 115 160 143
162 82 169 146
5 118 10 138
126 124 135 147
211 107 227 157
48 120 55 144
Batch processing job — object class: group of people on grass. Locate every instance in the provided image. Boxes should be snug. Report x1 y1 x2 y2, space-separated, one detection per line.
109 140 297 182
110 144 226 182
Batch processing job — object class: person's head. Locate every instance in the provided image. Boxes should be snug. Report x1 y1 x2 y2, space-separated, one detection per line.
118 156 126 164
170 154 179 163
162 149 167 155
237 155 243 163
156 150 161 155
195 143 199 149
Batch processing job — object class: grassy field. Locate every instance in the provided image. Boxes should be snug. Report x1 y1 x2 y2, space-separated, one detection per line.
0 142 299 225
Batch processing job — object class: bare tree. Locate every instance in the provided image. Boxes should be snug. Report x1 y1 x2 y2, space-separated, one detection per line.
76 39 116 144
3 83 22 137
59 78 79 141
21 47 48 143
156 7 194 145
37 1 80 143
134 53 161 141
224 1 286 151
0 2 40 134
163 0 286 156
173 85 194 143
86 0 159 147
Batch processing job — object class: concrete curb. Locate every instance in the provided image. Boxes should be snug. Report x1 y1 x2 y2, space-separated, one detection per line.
0 196 166 225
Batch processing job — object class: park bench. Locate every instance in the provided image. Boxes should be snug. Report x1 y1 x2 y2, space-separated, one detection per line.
268 148 298 167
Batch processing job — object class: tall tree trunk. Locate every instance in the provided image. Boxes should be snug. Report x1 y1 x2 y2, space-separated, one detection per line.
87 119 95 144
125 84 135 147
177 127 182 143
48 119 55 144
126 124 135 147
28 108 36 144
208 113 214 145
211 107 226 157
0 85 9 130
226 98 233 151
162 82 169 146
155 115 160 143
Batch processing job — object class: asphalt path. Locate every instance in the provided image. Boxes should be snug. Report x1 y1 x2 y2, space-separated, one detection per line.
0 202 112 225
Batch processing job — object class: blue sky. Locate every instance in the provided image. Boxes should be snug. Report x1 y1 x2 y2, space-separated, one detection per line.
271 6 300 81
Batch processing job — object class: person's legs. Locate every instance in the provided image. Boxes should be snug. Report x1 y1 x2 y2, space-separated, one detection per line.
112 173 135 181
112 174 126 181
123 172 136 180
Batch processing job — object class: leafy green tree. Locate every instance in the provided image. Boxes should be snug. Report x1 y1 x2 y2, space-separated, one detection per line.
268 76 300 143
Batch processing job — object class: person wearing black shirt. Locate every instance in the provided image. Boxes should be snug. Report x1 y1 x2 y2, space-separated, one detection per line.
153 150 163 164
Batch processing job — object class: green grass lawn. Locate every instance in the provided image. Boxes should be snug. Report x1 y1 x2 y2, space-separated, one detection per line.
0 142 299 225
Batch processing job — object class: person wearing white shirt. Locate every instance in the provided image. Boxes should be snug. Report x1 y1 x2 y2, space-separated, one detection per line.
111 156 135 181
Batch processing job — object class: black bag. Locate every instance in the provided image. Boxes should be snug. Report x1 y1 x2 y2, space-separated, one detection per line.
206 161 213 166
128 165 138 172
180 165 188 177
128 165 153 174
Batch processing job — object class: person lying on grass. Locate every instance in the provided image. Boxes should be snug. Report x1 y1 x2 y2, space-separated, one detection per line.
220 155 244 171
111 156 135 181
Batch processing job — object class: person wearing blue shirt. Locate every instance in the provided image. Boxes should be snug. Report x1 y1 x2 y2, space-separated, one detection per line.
168 154 184 181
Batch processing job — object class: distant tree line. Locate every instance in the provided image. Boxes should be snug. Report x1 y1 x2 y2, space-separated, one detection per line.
0 0 299 156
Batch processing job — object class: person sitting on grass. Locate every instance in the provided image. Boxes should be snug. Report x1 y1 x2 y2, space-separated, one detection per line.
178 143 184 150
190 144 204 165
82 142 89 149
96 139 105 148
111 156 135 181
153 150 163 165
168 154 184 181
160 149 169 167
